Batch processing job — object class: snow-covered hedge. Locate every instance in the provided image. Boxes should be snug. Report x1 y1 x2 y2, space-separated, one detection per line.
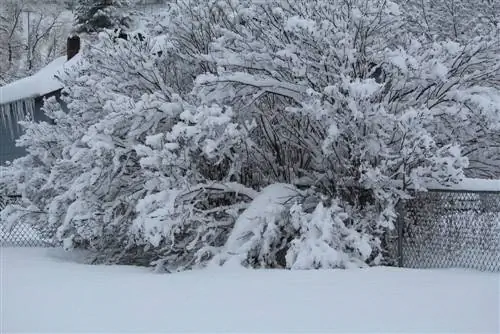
1 0 499 271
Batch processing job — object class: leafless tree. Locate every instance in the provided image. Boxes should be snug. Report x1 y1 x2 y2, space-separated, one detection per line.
1 0 71 82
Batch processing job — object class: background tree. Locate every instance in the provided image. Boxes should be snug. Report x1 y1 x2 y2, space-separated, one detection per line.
0 0 73 82
0 1 25 83
74 0 133 35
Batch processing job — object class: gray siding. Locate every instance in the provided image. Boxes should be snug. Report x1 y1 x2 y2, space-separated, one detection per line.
0 124 26 164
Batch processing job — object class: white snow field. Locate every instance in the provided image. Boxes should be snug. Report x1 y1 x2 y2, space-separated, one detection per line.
1 247 499 333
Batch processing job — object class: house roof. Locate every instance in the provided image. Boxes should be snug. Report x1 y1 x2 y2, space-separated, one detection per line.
0 53 81 105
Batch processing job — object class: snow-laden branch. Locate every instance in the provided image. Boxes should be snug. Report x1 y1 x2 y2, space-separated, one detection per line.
197 72 308 105
176 182 259 205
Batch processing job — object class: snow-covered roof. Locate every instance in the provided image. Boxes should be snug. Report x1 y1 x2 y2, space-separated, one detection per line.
0 53 81 105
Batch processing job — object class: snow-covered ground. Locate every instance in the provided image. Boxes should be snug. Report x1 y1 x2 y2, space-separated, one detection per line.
1 247 498 333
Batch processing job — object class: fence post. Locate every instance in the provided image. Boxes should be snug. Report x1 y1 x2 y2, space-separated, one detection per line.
396 200 405 267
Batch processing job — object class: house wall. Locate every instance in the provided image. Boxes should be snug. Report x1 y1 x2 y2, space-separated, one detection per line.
0 124 26 165
0 90 63 166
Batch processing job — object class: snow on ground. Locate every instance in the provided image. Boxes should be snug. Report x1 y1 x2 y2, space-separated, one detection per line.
1 247 499 333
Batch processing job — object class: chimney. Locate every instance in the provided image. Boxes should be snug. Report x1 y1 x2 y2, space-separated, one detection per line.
67 35 80 61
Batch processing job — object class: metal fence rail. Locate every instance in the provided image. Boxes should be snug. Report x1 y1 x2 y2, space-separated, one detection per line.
399 190 500 272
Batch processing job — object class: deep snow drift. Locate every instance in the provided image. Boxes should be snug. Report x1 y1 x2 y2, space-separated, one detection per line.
1 247 499 333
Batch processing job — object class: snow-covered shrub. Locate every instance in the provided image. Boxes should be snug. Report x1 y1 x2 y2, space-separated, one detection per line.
0 23 257 268
213 184 380 270
131 183 257 271
1 29 188 252
46 30 211 256
190 0 471 265
396 0 500 178
286 201 377 269
126 96 257 269
213 183 301 268
400 0 498 42
1 0 498 270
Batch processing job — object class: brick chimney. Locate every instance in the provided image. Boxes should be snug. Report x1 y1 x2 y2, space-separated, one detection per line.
67 35 80 60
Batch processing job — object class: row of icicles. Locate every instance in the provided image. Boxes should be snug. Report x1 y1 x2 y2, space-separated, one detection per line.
0 98 36 140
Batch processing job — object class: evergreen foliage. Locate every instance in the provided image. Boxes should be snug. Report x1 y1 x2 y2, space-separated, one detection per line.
74 0 132 34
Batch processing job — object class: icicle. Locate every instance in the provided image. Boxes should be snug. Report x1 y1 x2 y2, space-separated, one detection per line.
0 97 36 140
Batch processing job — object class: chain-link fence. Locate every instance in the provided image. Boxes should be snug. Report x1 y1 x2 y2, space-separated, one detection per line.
2 190 500 272
0 195 58 247
396 190 500 272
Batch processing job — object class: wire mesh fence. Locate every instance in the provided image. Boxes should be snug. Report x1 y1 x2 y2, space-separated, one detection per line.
2 190 500 272
0 195 58 247
397 190 500 272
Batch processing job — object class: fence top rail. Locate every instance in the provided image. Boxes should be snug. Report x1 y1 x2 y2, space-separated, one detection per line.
425 178 500 193
424 188 500 194
400 178 500 194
